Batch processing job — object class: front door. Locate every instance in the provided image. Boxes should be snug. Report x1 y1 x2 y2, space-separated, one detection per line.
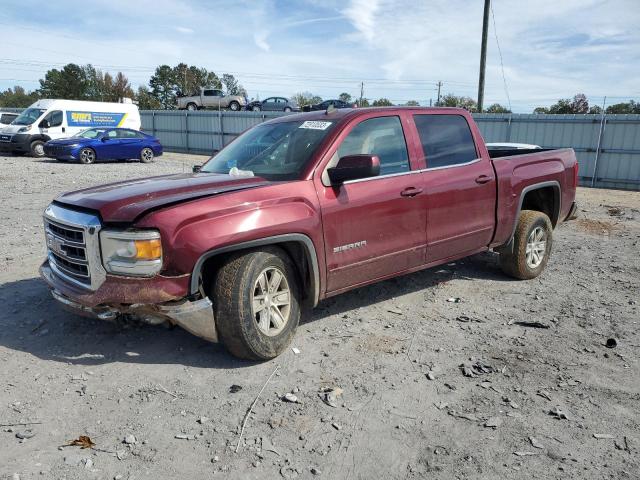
316 114 427 293
411 113 496 262
39 110 65 140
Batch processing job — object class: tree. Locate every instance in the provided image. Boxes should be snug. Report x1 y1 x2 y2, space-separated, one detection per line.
174 63 221 95
39 63 88 99
569 93 589 114
533 107 549 114
221 73 246 96
0 86 39 108
135 86 162 110
291 91 322 107
338 92 352 103
588 105 603 114
372 98 393 106
111 72 134 102
149 65 177 109
436 94 477 111
548 99 573 114
405 100 420 106
355 98 370 107
606 100 640 114
485 103 511 113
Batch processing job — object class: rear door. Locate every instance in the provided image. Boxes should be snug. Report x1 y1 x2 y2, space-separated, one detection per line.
411 113 496 262
315 113 428 293
203 89 222 108
262 97 277 111
116 129 144 158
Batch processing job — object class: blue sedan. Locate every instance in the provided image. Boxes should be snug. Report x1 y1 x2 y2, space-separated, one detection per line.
43 128 163 164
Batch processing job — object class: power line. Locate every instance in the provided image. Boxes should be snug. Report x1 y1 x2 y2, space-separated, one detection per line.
490 2 512 112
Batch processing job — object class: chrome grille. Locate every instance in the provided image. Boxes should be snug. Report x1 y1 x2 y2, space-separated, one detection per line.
43 204 106 291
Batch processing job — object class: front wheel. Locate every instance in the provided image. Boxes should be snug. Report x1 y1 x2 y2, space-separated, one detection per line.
499 210 553 280
30 140 46 158
79 148 96 164
140 147 154 163
213 247 301 360
229 101 240 111
187 103 198 111
284 107 292 112
252 106 261 112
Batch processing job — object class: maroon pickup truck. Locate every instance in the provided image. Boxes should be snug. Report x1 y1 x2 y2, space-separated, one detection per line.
40 107 578 359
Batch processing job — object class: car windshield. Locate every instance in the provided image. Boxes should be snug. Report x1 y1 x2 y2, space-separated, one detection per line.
12 108 47 126
201 120 335 181
74 128 108 139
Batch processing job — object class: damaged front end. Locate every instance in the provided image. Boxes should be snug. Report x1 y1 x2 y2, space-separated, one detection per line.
43 263 218 342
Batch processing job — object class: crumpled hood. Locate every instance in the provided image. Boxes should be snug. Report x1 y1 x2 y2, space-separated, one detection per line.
55 173 270 223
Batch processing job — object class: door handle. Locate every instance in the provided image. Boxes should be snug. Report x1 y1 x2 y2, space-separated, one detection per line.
475 175 492 184
400 187 423 197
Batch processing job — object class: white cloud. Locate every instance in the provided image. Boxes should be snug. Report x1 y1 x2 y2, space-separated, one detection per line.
342 0 380 43
174 26 194 34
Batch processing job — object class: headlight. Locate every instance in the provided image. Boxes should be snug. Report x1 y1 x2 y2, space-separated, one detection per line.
18 126 31 133
100 230 162 277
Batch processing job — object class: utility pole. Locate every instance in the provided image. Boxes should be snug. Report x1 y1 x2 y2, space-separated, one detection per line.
359 82 364 106
436 81 443 105
477 0 490 112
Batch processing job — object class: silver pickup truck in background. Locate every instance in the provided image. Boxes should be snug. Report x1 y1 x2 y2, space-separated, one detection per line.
177 88 246 111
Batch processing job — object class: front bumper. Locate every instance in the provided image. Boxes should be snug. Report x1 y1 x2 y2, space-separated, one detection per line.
0 133 31 153
41 261 218 342
43 145 80 160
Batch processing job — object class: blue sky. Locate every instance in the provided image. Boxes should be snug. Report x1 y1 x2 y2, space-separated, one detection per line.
1 0 639 112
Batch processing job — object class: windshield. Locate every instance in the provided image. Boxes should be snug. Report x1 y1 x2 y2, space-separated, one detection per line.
74 128 108 139
12 107 47 126
201 120 335 181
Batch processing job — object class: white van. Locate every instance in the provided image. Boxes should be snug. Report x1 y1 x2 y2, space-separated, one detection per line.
0 111 19 128
0 99 141 157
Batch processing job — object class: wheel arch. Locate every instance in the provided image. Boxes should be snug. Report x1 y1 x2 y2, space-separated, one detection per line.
498 180 561 253
191 234 320 307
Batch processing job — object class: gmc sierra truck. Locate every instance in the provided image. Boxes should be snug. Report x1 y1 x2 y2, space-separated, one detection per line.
40 107 578 360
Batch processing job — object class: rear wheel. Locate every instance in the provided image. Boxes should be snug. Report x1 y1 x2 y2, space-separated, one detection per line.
140 147 154 163
229 101 240 111
213 247 301 360
252 105 261 112
499 210 553 280
284 106 292 112
187 103 198 111
30 140 46 158
79 148 96 164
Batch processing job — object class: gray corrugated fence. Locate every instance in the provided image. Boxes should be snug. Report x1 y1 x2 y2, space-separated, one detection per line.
4 107 639 190
473 113 640 190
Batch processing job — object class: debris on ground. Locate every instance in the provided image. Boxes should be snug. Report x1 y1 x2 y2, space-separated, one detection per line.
446 297 461 303
387 307 403 315
229 385 243 394
65 436 95 449
15 431 35 440
123 434 137 445
513 451 540 456
291 347 301 354
175 434 196 440
484 416 502 428
593 433 614 439
319 387 343 408
460 360 495 377
512 320 551 329
548 407 571 420
605 338 617 349
529 437 544 449
282 393 299 403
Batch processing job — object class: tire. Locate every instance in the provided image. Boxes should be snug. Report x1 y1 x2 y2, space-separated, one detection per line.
140 147 154 163
79 148 96 164
499 210 553 280
30 140 46 158
252 106 261 112
213 247 301 360
284 107 292 112
187 103 198 111
229 101 240 111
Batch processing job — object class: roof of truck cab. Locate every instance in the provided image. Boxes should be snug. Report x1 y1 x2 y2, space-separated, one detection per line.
264 106 471 125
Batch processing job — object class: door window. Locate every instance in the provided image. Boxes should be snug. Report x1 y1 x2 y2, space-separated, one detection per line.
42 110 63 127
116 129 142 138
105 129 118 138
338 116 410 176
413 114 478 168
203 90 216 96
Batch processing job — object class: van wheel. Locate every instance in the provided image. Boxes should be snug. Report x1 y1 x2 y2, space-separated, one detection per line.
187 103 198 111
79 148 96 164
140 148 154 163
499 210 553 280
213 247 301 360
30 140 46 158
229 101 240 111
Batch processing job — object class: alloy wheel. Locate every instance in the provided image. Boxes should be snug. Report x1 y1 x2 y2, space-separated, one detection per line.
251 267 291 336
525 226 546 268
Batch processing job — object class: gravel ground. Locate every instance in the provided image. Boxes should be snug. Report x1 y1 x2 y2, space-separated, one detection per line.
0 153 638 480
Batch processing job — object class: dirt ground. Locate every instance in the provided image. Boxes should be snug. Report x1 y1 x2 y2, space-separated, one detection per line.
0 153 638 480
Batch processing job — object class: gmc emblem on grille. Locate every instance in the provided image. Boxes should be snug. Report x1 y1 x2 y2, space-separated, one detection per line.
46 233 65 256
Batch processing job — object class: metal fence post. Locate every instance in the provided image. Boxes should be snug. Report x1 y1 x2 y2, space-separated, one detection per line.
219 111 225 149
506 114 512 142
151 111 156 137
184 111 190 153
591 114 607 187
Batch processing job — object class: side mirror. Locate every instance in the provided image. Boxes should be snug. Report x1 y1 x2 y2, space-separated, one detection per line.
39 120 50 129
101 136 110 142
327 154 380 184
192 165 202 173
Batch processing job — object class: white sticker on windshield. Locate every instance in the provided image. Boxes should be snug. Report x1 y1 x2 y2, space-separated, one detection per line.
299 121 332 130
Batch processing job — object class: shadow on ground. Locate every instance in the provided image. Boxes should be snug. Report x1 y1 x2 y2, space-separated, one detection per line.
0 252 507 369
